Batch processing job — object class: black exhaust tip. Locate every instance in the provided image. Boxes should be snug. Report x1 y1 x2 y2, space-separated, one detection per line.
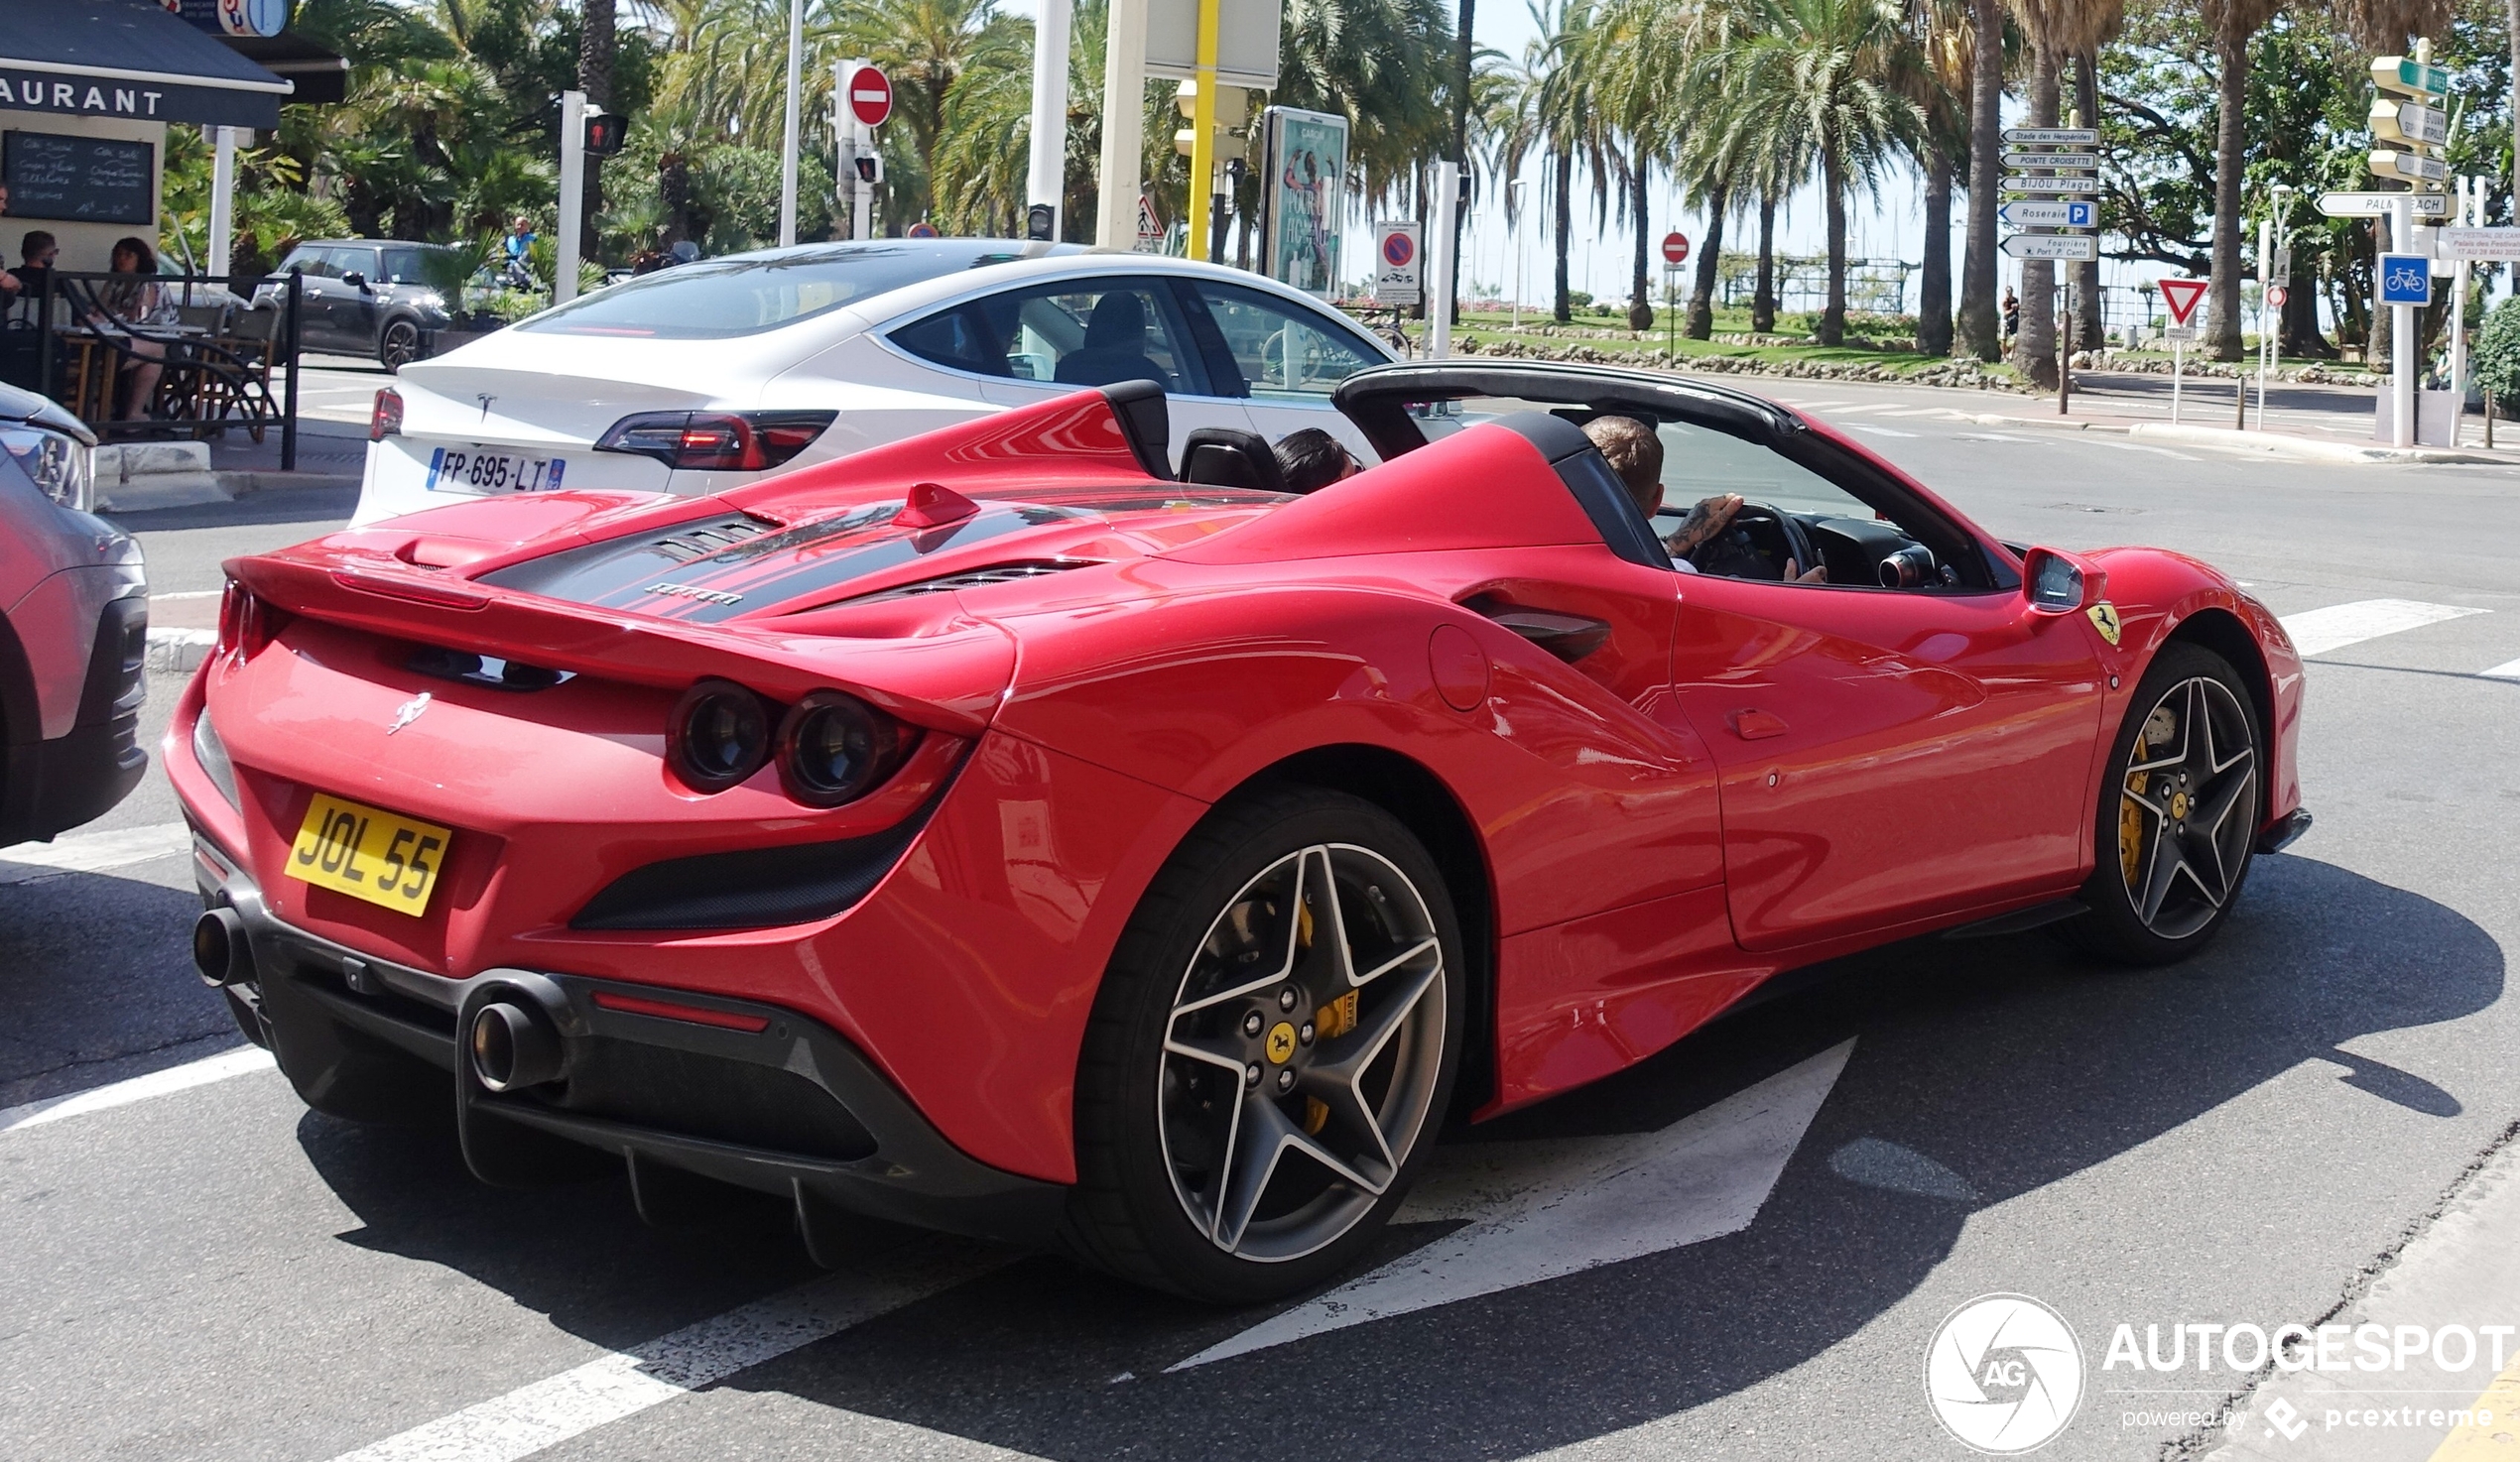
467 1001 566 1092
191 909 246 988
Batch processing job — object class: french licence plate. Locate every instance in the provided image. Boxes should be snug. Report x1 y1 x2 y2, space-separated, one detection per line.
287 793 452 916
428 445 566 495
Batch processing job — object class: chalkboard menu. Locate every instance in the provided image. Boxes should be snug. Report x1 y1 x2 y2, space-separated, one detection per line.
3 132 155 226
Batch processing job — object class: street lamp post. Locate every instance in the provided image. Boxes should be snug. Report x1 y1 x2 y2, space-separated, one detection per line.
1510 178 1526 332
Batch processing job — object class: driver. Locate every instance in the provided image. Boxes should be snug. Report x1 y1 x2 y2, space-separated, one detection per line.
1581 416 1825 582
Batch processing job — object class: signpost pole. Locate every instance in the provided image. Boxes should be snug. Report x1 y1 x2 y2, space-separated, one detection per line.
1027 0 1071 240
2253 213 2269 429
777 0 802 247
1426 162 1459 359
1185 0 1219 261
2058 281 2073 416
2172 339 2184 425
556 88 584 305
1094 0 1151 249
2391 191 2416 447
206 125 239 278
2451 176 2472 443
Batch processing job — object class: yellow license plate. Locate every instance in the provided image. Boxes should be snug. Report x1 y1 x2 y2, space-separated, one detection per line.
287 793 452 916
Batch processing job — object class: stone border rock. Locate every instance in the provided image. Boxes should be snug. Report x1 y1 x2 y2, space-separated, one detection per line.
1455 336 2026 391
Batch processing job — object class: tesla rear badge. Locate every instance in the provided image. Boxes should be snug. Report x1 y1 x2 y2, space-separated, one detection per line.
386 692 432 735
477 393 496 421
2087 602 2122 646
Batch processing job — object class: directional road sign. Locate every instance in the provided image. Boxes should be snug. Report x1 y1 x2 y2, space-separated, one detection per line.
2003 126 2098 145
2372 56 2451 98
1661 230 1691 266
2369 149 2448 184
2001 152 2099 170
2436 227 2520 260
1998 199 2097 228
2320 190 2451 218
845 63 893 128
2002 174 2100 194
2370 98 2450 148
2001 234 2098 261
2159 277 2209 326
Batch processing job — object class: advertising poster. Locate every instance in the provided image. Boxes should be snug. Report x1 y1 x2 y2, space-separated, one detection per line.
1263 107 1347 297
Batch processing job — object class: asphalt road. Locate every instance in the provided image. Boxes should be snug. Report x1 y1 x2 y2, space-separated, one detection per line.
6 380 2519 1461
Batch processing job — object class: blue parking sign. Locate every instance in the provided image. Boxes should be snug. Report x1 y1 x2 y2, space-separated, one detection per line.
2378 253 2433 305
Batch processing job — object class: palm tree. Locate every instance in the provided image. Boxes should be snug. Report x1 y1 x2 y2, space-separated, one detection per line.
1706 0 1926 345
1901 0 1969 355
2005 0 2121 384
1521 1 1612 323
1276 0 1455 212
2203 0 2282 358
1956 0 2004 359
581 0 616 244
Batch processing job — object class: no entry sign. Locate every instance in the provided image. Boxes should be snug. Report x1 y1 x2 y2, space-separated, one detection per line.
1661 231 1691 267
847 64 893 128
2159 277 2209 326
2265 284 2289 308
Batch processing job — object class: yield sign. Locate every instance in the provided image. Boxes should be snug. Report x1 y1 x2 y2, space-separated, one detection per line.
2159 277 2209 326
846 63 893 128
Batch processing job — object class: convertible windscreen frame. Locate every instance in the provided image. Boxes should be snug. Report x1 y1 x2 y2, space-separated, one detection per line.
1332 361 2017 592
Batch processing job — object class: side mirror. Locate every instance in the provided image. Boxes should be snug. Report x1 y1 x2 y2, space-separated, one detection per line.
341 271 369 291
2022 546 2106 614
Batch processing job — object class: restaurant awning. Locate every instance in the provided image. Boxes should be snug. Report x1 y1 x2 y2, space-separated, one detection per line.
0 0 294 130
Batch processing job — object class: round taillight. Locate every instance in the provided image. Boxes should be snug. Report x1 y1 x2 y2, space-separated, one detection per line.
776 691 906 806
669 679 771 792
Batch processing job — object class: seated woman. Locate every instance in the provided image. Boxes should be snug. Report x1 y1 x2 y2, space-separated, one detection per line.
87 236 175 421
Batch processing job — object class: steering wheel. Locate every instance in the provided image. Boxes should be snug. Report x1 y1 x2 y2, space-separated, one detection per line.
1687 501 1819 581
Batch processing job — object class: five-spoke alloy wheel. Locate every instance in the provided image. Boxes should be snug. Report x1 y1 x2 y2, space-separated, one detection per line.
2068 643 2265 964
1065 789 1463 1302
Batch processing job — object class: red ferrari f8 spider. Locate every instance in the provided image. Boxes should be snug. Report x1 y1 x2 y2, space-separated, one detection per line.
170 363 2307 1301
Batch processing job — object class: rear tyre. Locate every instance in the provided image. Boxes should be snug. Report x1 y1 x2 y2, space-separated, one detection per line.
379 318 423 372
2063 643 2264 965
1061 788 1463 1303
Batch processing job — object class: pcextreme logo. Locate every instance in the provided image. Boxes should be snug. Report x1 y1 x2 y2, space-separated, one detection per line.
1925 1293 2087 1454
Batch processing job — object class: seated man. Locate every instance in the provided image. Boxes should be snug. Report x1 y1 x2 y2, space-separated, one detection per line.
1274 426 1357 493
1580 415 1824 582
1053 293 1172 389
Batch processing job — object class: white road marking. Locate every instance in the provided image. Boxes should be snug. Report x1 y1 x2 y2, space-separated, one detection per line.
1171 1039 1855 1370
2277 599 2488 658
2086 440 2201 461
151 589 222 601
2482 658 2520 680
0 821 191 885
1850 426 1919 437
325 1244 1005 1462
0 1045 275 1134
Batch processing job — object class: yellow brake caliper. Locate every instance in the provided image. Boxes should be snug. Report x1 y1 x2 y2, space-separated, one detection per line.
1305 991 1358 1135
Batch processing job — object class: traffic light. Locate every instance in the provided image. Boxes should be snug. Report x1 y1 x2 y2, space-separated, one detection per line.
852 153 882 183
583 108 630 158
1026 203 1056 242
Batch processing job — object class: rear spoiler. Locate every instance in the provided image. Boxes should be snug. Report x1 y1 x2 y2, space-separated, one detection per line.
222 554 1014 735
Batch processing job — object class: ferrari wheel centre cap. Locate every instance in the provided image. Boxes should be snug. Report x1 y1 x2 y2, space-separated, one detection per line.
1265 1021 1298 1064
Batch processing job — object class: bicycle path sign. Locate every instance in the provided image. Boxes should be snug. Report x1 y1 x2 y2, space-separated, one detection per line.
2378 253 2434 305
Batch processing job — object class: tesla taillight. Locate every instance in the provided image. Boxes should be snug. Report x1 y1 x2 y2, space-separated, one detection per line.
595 411 835 472
370 387 403 441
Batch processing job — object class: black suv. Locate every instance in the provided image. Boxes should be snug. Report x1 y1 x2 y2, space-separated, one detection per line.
258 240 455 370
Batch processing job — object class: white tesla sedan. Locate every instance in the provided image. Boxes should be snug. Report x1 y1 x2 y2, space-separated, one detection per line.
355 240 1397 526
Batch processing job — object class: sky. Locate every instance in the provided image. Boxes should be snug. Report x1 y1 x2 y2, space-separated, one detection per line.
992 0 2235 335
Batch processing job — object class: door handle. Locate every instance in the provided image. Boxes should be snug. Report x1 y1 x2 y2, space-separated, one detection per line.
1730 708 1789 740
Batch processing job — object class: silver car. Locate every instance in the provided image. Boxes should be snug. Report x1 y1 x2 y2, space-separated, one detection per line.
0 384 147 844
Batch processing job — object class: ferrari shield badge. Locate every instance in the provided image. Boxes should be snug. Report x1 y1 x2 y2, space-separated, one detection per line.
2086 602 2122 646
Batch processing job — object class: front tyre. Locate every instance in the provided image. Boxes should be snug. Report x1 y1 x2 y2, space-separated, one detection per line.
2066 642 2264 965
1063 788 1463 1303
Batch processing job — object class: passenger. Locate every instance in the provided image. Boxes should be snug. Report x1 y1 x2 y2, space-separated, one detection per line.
1274 427 1358 493
1580 414 1824 582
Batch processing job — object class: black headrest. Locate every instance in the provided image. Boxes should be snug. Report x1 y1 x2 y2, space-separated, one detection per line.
1179 426 1288 494
1100 380 1173 479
